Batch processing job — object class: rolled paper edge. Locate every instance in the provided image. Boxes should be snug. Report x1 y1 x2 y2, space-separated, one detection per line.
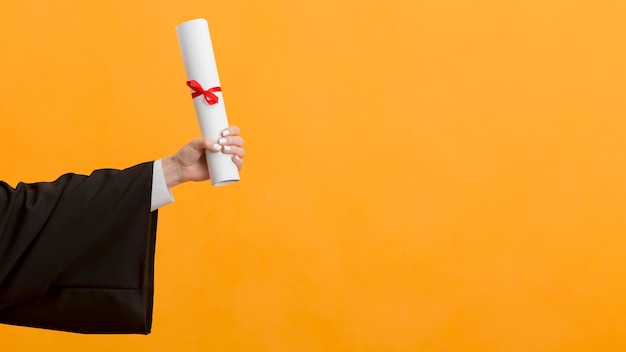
175 18 208 30
212 179 239 187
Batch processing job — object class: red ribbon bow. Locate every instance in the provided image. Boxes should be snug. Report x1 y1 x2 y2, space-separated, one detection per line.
186 80 222 105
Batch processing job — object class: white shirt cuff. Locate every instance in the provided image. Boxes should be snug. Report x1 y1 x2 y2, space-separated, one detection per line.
150 159 174 211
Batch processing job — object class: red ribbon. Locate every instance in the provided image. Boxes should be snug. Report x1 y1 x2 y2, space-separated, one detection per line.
186 80 222 105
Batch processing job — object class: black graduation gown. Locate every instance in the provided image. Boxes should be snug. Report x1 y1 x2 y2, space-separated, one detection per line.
0 162 158 334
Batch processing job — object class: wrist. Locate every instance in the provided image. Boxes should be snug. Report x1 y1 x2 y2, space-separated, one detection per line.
162 155 182 188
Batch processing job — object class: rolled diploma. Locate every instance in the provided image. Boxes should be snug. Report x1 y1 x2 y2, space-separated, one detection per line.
176 18 239 186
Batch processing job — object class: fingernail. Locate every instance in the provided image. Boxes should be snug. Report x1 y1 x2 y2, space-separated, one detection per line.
222 130 231 137
212 144 222 151
218 138 228 144
223 145 232 151
235 155 241 160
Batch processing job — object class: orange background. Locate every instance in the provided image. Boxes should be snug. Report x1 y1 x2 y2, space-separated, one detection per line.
2 0 626 351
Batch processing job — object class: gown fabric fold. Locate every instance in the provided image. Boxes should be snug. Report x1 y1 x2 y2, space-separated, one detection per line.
0 162 158 334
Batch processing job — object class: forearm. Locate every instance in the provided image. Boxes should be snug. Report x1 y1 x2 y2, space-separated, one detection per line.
160 155 183 188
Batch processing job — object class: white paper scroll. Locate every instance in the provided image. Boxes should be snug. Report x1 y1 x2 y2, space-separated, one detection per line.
176 18 239 186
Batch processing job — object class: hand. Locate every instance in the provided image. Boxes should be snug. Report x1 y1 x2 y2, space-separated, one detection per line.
161 126 245 188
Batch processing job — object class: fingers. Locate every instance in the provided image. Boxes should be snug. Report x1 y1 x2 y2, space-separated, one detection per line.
200 137 243 154
217 126 245 161
199 138 222 152
218 133 245 170
221 125 240 137
200 126 242 152
199 125 245 171
217 136 244 147
231 154 243 170
220 144 245 157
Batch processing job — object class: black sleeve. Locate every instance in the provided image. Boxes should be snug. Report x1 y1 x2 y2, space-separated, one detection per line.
0 162 158 334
